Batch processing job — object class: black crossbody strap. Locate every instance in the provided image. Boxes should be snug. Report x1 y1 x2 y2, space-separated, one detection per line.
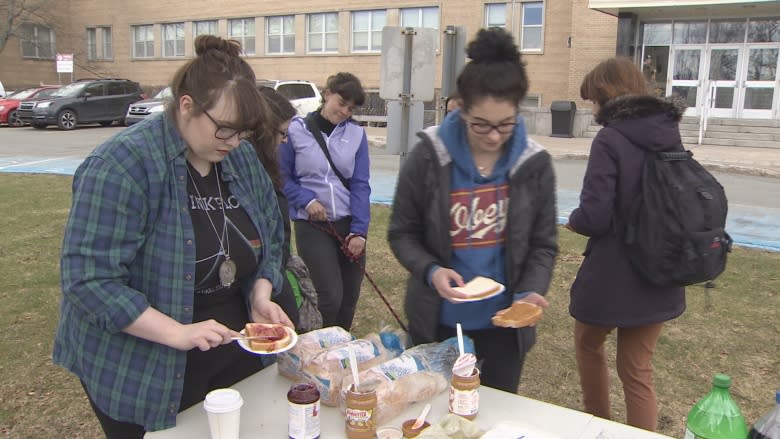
304 114 351 190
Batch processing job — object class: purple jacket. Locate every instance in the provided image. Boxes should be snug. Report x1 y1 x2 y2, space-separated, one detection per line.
568 95 686 327
279 115 371 235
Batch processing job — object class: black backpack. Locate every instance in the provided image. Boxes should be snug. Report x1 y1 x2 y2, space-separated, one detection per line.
621 150 731 287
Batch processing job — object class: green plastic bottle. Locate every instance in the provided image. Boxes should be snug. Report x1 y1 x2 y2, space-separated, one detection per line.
685 374 748 439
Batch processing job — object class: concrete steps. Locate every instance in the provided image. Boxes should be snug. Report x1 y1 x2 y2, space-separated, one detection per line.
583 117 780 149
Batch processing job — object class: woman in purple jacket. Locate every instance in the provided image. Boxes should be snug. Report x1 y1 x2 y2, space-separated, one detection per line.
279 72 370 331
566 57 686 432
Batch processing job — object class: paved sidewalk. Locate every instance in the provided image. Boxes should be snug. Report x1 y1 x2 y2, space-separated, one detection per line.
365 126 780 178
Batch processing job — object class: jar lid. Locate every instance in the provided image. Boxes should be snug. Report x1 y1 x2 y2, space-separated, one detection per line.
203 388 243 413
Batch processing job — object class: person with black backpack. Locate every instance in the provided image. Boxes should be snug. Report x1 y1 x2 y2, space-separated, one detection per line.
566 57 691 432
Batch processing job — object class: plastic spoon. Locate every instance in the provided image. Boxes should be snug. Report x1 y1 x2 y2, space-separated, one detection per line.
348 344 361 392
411 403 431 430
456 323 465 357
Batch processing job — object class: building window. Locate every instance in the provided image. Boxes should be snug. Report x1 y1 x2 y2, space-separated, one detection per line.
194 20 218 38
87 28 97 60
132 24 155 58
521 2 544 51
266 15 295 55
229 18 256 55
102 27 113 59
307 12 339 54
485 3 507 29
162 23 185 57
401 7 439 49
20 23 55 59
748 18 780 43
87 27 112 60
400 7 439 30
351 10 386 53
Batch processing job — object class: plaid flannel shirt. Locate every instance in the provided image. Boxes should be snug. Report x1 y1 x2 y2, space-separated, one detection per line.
53 112 283 430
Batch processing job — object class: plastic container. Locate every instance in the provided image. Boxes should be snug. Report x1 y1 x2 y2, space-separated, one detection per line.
749 390 780 439
288 382 321 439
401 419 431 437
684 374 748 439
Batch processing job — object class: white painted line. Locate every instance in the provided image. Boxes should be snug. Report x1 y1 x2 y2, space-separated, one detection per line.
0 157 61 170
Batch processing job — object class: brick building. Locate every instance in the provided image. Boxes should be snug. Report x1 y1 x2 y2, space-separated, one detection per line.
2 1 777 134
0 1 615 122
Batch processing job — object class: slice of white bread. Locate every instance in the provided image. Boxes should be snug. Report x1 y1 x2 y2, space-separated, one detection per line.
452 276 503 300
245 323 292 351
491 302 543 328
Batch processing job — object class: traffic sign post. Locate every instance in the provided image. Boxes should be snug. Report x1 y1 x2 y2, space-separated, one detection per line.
55 53 74 84
380 26 437 166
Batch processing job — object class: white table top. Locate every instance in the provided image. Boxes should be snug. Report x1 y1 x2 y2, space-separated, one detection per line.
146 364 671 439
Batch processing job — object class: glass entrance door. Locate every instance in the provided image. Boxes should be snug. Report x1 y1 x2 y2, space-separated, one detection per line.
740 46 779 119
706 46 742 118
669 47 704 116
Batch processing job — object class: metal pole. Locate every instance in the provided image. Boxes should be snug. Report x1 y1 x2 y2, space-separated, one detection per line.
439 26 457 124
399 27 415 168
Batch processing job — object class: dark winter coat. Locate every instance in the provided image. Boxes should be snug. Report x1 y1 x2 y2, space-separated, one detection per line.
388 125 558 344
568 95 686 327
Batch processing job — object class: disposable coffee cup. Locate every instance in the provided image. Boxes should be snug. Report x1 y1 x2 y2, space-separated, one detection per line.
203 388 243 439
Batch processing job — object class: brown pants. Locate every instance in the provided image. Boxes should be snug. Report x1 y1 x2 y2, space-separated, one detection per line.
574 320 664 432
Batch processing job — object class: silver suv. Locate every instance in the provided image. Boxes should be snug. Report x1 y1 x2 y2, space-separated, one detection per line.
256 80 321 117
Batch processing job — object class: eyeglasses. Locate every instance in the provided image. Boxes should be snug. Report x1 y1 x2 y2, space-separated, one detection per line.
201 109 253 141
278 129 288 141
464 115 517 135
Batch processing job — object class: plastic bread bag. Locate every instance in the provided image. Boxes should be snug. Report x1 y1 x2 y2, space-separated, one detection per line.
277 326 353 380
302 332 405 406
339 336 474 424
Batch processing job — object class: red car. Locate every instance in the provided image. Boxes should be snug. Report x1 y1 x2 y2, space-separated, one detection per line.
0 85 60 126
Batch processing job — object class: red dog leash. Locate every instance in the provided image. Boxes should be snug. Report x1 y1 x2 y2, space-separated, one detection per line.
306 220 409 333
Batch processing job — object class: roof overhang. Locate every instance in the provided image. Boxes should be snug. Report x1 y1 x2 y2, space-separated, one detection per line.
589 0 780 19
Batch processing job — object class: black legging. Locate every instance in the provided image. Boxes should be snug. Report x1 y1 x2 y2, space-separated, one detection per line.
437 324 531 393
294 218 365 331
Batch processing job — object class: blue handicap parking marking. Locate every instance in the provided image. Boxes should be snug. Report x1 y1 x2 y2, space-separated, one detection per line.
0 156 85 175
2 155 778 252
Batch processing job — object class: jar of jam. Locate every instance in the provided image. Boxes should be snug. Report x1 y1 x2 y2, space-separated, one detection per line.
345 384 377 439
449 367 480 420
288 382 321 439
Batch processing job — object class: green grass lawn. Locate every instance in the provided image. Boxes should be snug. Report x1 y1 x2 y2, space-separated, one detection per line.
1 174 778 438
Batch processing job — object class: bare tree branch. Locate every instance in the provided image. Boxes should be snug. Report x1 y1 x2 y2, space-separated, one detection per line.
0 0 52 53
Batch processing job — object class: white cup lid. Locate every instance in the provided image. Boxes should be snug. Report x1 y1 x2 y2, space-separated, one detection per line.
203 389 243 413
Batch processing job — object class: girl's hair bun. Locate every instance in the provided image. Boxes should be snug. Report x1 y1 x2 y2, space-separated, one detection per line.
194 35 242 58
466 28 520 64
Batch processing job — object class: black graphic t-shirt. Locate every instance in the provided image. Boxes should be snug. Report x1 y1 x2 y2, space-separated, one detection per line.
186 162 262 324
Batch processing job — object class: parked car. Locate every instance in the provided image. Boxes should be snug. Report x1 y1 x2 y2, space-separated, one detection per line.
0 85 61 126
18 78 145 130
125 86 172 126
256 79 321 117
0 80 6 98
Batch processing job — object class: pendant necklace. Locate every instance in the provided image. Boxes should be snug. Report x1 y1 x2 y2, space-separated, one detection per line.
186 163 237 287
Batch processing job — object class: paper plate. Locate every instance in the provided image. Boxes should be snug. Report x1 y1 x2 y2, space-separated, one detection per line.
236 326 298 355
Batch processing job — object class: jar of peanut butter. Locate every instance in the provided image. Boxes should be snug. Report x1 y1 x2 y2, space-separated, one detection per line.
449 367 480 420
345 384 377 439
